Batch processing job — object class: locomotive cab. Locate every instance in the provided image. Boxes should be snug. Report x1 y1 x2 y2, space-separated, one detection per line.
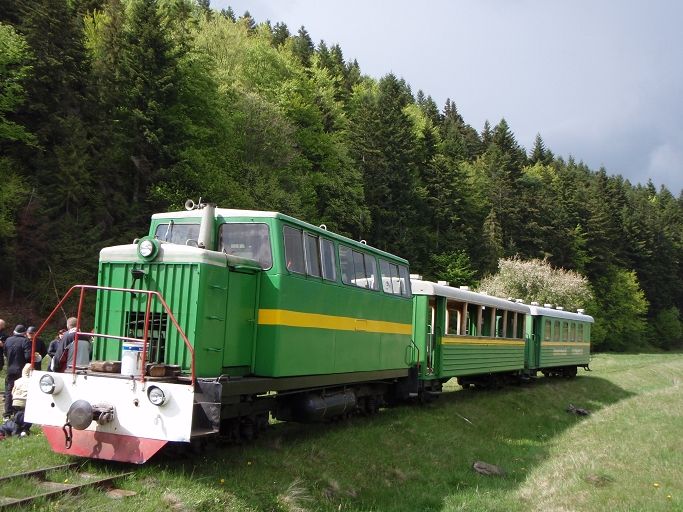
27 202 416 463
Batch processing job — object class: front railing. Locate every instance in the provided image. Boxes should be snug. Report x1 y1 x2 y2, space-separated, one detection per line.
32 285 196 386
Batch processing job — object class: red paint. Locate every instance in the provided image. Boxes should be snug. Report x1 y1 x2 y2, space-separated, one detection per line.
42 426 167 464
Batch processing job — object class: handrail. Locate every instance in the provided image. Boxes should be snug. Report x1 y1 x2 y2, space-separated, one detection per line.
32 284 196 386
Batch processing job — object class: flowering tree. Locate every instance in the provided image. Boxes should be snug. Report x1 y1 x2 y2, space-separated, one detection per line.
478 257 594 311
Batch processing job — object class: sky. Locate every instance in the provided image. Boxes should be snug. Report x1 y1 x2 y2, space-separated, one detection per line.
212 1 683 194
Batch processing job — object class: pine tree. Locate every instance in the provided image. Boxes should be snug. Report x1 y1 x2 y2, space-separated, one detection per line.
292 26 314 67
271 21 289 46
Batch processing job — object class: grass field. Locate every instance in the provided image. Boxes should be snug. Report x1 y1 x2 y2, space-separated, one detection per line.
0 353 681 511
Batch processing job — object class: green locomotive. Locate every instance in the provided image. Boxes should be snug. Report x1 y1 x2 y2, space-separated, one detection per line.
26 202 416 462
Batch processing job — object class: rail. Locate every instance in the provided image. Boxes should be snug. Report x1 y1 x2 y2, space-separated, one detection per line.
0 463 134 509
31 284 196 386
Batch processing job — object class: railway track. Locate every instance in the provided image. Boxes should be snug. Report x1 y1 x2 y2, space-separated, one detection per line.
0 463 134 509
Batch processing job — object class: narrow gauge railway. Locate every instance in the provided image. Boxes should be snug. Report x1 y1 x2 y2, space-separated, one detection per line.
0 463 133 509
25 201 593 463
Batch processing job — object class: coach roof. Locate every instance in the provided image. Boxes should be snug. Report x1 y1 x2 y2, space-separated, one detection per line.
411 280 531 314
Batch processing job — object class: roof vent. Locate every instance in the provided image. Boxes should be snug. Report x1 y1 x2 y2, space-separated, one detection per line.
459 286 470 291
437 280 449 286
410 274 422 280
556 306 564 311
577 309 585 314
515 299 524 303
530 301 539 306
544 303 553 308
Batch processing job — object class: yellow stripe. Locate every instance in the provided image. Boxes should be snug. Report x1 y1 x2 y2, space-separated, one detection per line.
441 336 525 347
258 309 412 335
542 342 590 347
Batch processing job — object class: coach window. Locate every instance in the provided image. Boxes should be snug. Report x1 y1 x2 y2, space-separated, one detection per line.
320 239 336 281
544 319 551 341
283 226 305 274
562 322 569 341
570 323 577 342
446 300 464 335
553 320 560 341
219 223 273 269
466 304 478 335
505 312 515 338
578 324 584 342
516 313 524 338
304 233 321 277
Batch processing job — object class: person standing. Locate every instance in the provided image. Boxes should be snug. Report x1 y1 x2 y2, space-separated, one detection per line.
26 326 48 370
0 319 7 372
47 329 66 369
52 317 91 371
3 325 31 418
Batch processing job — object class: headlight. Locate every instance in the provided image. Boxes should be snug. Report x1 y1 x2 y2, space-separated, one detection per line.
147 385 169 406
139 239 154 257
39 374 63 395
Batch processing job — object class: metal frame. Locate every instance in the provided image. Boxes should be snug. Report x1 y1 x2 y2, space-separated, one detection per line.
31 284 196 385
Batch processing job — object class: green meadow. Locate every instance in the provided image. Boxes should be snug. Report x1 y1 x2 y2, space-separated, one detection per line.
1 353 681 511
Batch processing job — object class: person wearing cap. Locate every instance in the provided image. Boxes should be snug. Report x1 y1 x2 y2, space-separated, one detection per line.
26 326 48 371
3 325 31 417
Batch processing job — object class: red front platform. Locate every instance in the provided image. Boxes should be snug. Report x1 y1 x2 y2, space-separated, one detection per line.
43 426 168 464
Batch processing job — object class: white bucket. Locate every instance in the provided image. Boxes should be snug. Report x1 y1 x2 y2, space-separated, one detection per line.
121 341 144 376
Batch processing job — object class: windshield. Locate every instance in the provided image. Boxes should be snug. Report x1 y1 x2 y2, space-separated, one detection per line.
154 222 200 245
219 223 272 269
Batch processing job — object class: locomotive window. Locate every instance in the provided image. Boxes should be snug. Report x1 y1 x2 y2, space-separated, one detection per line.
379 259 400 294
340 246 354 285
398 265 412 297
544 319 551 341
304 234 321 277
339 245 379 290
283 226 305 274
364 254 379 290
379 260 411 297
155 222 200 246
353 250 366 286
320 239 336 281
219 223 273 269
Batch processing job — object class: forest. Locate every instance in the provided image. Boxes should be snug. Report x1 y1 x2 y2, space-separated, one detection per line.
0 0 681 352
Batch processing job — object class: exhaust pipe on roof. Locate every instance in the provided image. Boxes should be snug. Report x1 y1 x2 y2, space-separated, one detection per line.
197 203 216 250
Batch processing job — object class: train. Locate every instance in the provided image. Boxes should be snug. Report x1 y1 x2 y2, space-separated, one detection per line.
25 202 593 464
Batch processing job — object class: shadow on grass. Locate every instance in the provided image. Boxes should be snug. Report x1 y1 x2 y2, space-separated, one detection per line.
138 373 634 511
